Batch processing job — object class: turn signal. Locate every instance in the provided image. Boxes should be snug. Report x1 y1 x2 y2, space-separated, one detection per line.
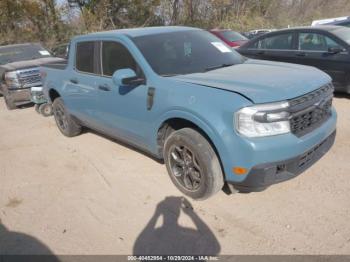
233 167 248 175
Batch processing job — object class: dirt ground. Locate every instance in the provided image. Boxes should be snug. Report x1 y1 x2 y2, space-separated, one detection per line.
0 95 349 255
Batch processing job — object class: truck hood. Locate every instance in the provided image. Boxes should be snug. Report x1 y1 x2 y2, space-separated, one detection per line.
171 59 331 104
0 57 64 72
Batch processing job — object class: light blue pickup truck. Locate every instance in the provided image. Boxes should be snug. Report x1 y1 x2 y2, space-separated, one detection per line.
41 26 337 199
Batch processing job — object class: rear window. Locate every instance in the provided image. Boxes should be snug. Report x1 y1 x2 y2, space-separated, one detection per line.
0 44 51 65
76 41 95 73
220 31 247 42
332 27 350 44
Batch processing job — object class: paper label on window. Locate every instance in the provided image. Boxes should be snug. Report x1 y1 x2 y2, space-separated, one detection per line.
184 42 192 56
39 50 50 55
211 42 232 53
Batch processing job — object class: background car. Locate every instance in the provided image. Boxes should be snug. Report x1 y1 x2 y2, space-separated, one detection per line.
238 26 350 94
242 29 276 39
209 29 248 48
312 16 350 27
0 43 62 109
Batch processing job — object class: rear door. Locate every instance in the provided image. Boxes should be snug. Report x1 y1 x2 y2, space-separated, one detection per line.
62 41 100 125
295 30 350 86
239 31 298 64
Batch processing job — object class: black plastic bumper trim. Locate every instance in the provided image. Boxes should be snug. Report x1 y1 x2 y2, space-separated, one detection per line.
229 130 336 193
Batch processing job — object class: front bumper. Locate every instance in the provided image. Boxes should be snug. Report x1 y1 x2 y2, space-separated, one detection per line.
7 88 32 103
230 130 336 192
219 105 337 192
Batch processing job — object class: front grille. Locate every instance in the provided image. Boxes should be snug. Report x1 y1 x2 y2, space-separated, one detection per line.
18 68 42 88
289 84 334 137
289 83 333 108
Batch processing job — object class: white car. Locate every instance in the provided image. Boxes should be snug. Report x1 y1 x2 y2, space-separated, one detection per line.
311 16 350 26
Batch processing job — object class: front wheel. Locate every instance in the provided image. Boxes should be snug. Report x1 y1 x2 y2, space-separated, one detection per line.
52 98 82 137
39 103 53 117
164 128 224 200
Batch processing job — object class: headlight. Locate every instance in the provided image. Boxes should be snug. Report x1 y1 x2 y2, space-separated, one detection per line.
5 71 21 89
235 101 291 137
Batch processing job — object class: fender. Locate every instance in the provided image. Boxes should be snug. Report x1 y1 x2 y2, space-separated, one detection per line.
151 109 230 172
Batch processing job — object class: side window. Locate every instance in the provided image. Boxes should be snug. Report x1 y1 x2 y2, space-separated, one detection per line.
249 40 260 49
325 36 345 49
102 41 137 76
298 32 344 51
255 33 293 50
76 41 95 73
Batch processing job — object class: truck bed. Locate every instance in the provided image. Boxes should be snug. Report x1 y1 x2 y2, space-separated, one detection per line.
41 59 68 70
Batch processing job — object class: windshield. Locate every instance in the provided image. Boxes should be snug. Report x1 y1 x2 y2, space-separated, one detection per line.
221 30 247 42
132 30 244 76
332 27 350 44
0 43 51 65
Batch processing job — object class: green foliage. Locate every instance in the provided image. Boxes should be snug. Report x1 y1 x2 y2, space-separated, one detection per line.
1 0 350 48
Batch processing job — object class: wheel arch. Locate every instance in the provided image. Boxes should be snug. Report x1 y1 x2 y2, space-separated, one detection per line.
48 88 61 103
155 112 227 179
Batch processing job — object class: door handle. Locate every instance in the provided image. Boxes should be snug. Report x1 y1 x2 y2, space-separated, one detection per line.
70 78 79 84
295 52 306 57
257 51 265 55
147 87 155 110
98 84 111 91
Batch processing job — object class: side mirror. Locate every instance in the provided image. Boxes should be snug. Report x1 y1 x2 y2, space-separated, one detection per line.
112 68 145 86
328 47 343 54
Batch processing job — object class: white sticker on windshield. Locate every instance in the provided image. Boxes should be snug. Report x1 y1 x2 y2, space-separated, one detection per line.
39 50 50 56
211 42 232 53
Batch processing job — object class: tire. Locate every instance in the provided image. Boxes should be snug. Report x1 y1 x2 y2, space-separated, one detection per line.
52 97 81 137
164 128 224 200
39 103 53 117
34 104 40 113
4 95 17 110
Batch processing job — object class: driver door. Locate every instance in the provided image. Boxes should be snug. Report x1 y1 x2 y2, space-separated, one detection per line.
94 40 153 149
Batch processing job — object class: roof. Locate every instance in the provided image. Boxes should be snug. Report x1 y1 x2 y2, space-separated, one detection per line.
294 25 346 31
312 16 350 26
77 26 200 40
261 25 348 34
0 43 39 50
209 29 232 32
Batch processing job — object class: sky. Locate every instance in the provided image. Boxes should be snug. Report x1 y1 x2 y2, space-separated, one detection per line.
56 0 67 6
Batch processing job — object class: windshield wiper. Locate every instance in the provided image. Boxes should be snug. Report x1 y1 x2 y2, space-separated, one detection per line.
205 63 235 72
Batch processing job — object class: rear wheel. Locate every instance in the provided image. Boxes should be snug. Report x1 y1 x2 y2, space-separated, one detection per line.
164 128 224 200
52 98 81 137
4 95 16 110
